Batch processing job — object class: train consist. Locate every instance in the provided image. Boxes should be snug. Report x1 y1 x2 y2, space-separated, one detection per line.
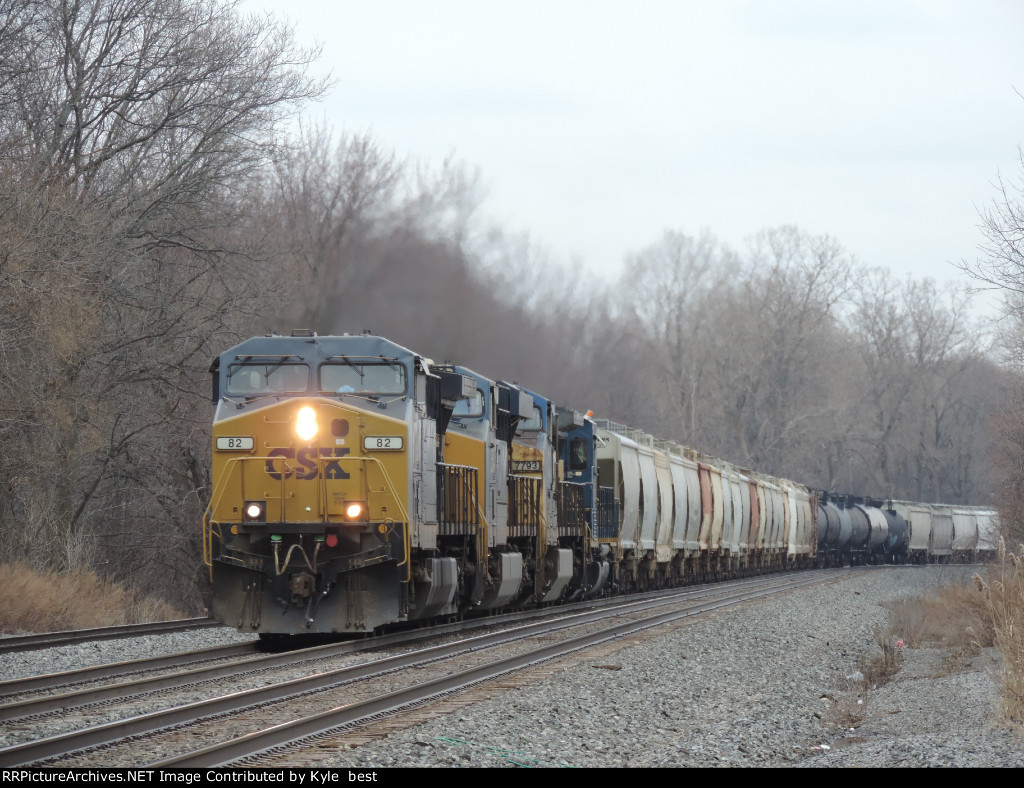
202 331 1001 635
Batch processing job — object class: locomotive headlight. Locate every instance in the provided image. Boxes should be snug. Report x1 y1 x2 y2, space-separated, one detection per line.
243 500 266 522
295 406 318 441
344 501 366 521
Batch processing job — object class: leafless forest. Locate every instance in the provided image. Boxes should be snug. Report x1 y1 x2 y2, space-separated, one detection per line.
1 0 1023 612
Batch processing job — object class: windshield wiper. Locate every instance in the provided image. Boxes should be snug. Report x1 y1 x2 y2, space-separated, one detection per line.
379 354 404 374
333 390 379 403
227 354 303 389
224 393 287 409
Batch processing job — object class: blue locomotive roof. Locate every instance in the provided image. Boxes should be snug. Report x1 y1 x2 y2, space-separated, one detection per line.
221 332 419 365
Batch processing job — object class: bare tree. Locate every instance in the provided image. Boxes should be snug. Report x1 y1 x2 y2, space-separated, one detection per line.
264 124 403 328
718 226 853 473
960 150 1024 313
0 0 325 607
959 148 1024 534
617 229 739 441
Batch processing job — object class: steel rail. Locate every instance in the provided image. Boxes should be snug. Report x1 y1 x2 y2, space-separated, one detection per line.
0 618 220 654
0 570 825 700
0 572 814 724
0 642 257 697
0 586 661 697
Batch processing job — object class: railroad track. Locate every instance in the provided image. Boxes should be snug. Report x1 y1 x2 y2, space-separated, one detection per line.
1 570 834 698
0 569 858 767
0 580 758 701
2 578 775 714
0 618 220 654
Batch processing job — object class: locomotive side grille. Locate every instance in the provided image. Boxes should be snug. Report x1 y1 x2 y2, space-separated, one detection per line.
437 463 480 536
508 474 543 538
557 481 587 537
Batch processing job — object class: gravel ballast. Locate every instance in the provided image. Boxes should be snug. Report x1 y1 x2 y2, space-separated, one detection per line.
314 565 1024 768
4 565 1022 768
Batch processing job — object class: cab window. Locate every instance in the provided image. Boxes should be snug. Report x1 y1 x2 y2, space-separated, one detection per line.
453 388 485 418
320 362 406 395
519 404 543 431
225 363 309 395
570 437 589 471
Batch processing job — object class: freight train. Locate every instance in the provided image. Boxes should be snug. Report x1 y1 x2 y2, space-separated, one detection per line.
202 331 1001 636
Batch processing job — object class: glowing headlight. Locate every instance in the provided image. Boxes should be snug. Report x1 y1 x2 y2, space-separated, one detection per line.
296 406 318 441
345 502 365 520
243 501 265 522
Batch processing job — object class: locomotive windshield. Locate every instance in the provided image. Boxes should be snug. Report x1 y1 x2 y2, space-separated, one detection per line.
518 403 543 431
453 388 485 418
225 362 309 395
320 361 406 396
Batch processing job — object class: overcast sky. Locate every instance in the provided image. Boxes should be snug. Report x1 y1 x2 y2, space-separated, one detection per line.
250 0 1024 303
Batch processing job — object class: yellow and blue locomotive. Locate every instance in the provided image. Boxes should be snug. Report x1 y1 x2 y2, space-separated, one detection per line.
205 331 479 634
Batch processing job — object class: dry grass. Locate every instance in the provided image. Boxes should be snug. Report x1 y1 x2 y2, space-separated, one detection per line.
828 559 1024 734
0 563 188 634
975 541 1024 729
885 581 995 652
826 627 904 730
826 576 995 731
826 692 865 730
854 580 993 689
859 627 905 686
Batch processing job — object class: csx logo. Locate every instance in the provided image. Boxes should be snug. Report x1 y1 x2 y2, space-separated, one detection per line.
265 448 350 480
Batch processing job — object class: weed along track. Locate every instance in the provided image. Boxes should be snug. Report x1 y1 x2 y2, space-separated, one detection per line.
0 572 843 767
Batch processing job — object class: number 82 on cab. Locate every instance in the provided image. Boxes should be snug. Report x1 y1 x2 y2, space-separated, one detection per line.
363 435 404 451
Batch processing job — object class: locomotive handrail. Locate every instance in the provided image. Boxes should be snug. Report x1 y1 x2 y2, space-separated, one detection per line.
202 453 298 572
476 500 489 563
556 479 588 537
202 456 249 572
356 455 412 582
